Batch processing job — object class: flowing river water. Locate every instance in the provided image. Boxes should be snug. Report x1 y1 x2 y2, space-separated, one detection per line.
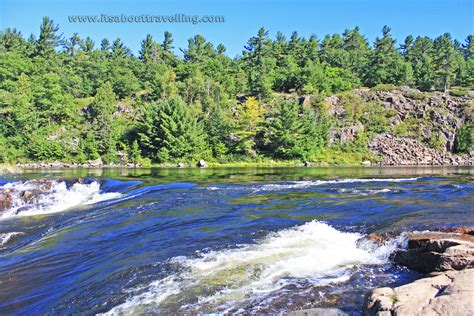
0 166 473 315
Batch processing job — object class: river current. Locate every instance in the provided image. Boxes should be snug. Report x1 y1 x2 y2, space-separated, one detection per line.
0 167 472 315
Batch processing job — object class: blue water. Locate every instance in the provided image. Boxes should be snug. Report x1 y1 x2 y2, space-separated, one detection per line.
0 167 472 315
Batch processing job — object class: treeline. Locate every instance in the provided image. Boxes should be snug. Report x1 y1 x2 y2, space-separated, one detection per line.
0 17 472 164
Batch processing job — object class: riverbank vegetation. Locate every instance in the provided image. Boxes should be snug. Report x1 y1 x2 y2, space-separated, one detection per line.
0 18 472 165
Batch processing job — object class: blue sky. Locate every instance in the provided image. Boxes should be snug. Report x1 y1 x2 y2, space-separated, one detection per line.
1 0 473 58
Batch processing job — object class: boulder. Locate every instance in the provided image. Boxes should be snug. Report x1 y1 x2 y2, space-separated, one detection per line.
0 189 13 212
197 160 207 168
363 269 474 316
289 308 347 316
393 232 474 273
88 158 103 167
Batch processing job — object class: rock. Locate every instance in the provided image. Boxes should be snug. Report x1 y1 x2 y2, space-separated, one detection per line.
369 133 472 166
319 162 330 167
197 160 207 168
364 269 474 316
393 232 474 273
19 190 41 203
364 232 400 246
289 308 348 316
0 189 13 212
361 160 371 166
329 123 364 146
88 158 103 167
177 162 185 168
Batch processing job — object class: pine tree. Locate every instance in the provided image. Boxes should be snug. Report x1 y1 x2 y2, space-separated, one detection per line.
111 38 131 59
34 17 61 57
137 96 208 162
243 27 275 99
432 33 461 91
364 26 412 86
90 82 116 155
139 34 154 62
408 36 435 91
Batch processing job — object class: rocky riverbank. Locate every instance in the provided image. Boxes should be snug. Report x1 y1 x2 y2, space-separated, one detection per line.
364 229 474 316
369 134 472 166
15 158 141 169
326 87 473 166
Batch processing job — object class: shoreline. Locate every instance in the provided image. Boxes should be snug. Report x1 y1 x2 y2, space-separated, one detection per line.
2 161 473 172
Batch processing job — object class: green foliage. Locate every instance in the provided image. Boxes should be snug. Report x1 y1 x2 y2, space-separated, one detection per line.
261 100 311 159
137 96 209 162
0 19 472 165
454 123 473 153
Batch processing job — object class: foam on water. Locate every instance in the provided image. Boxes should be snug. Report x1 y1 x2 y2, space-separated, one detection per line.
1 180 122 218
105 221 401 315
0 232 24 246
255 178 418 191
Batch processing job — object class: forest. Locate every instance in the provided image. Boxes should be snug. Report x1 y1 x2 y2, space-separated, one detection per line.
0 17 472 165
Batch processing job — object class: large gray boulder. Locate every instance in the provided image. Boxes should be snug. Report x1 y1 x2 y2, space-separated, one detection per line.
363 269 474 316
393 232 474 273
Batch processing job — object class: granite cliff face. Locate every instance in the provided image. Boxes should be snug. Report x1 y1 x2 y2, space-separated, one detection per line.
324 87 473 165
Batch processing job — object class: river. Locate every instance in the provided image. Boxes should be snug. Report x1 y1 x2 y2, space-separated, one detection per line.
0 166 473 315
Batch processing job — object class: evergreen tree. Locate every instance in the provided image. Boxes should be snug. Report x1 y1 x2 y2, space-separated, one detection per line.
364 26 412 86
90 82 117 155
432 33 461 91
408 36 435 91
137 96 208 162
139 34 154 62
111 38 131 59
243 27 275 99
34 17 61 57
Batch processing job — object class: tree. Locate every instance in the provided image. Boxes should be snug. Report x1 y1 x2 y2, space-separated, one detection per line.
432 33 461 91
111 38 131 59
34 17 61 57
231 96 264 156
261 100 306 159
364 26 412 86
243 27 275 99
341 26 370 78
137 96 208 162
407 36 435 91
80 37 95 53
90 82 117 155
139 34 154 62
261 99 330 160
65 33 81 56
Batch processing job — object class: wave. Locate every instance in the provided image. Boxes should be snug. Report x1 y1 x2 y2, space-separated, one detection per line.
336 188 392 195
0 232 24 246
0 179 122 218
255 178 418 192
105 221 401 315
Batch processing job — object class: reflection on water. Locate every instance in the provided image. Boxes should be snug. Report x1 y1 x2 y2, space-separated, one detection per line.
0 167 472 315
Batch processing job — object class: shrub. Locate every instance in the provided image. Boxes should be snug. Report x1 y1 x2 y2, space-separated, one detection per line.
454 123 473 153
370 84 397 92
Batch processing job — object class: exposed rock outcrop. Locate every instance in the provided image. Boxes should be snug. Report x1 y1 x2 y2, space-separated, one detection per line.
363 269 474 316
369 133 472 165
364 230 474 316
393 232 474 273
16 161 141 169
326 87 473 165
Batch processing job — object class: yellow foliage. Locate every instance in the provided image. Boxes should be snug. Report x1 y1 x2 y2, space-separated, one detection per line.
238 96 264 131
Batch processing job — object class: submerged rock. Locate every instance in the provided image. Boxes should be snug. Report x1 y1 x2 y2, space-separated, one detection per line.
363 269 474 316
0 189 13 213
289 308 348 316
393 232 474 273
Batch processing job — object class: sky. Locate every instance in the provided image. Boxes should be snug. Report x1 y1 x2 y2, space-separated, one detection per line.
0 0 473 58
